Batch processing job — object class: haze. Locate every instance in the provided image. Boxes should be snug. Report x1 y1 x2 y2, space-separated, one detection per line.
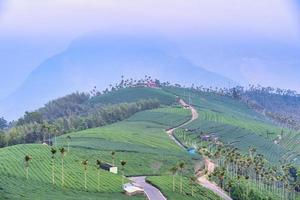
0 0 300 100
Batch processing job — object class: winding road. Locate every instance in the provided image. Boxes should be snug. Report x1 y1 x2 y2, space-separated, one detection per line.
130 99 232 200
170 99 232 200
129 176 167 200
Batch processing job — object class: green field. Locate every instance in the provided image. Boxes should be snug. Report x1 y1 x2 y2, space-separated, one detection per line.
88 87 176 106
164 87 300 165
147 176 218 200
0 105 215 199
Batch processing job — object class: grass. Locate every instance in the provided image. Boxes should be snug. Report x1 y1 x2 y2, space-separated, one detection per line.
163 87 300 165
147 176 218 200
88 87 176 106
0 106 209 199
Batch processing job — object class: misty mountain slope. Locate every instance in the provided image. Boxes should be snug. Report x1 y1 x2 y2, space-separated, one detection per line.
0 34 237 120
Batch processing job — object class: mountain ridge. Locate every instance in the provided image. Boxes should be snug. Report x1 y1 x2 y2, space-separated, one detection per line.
0 34 238 120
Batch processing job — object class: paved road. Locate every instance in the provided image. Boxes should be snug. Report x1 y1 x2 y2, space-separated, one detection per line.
198 158 232 200
166 99 199 148
169 99 232 200
129 176 167 200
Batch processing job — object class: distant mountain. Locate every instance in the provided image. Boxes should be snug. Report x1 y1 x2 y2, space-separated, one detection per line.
0 34 237 120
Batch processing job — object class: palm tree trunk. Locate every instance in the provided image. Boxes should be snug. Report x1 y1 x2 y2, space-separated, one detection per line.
52 158 55 184
191 185 194 197
61 158 64 187
172 175 175 192
84 170 87 190
180 174 183 194
26 166 29 180
122 170 125 186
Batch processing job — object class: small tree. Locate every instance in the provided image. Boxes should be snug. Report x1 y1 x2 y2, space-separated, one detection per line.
66 136 71 152
50 148 57 184
59 147 66 187
190 175 197 197
82 160 88 190
24 155 32 180
96 159 102 192
111 151 116 166
121 160 127 186
170 166 178 192
178 161 185 194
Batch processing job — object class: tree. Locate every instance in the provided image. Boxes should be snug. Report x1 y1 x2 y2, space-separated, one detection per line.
178 161 185 194
66 136 71 152
51 148 57 184
111 151 116 166
96 159 102 192
170 166 178 192
190 175 197 197
24 155 32 180
59 147 66 187
0 117 7 130
82 160 88 190
121 160 127 186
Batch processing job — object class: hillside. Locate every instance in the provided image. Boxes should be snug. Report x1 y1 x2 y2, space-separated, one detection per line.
2 85 300 199
0 34 237 120
0 105 219 200
165 87 300 164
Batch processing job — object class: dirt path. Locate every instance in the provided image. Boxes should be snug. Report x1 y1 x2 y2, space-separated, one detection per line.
169 99 232 200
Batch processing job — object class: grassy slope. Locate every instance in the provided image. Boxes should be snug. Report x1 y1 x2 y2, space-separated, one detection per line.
0 104 218 200
164 87 300 165
88 87 175 106
147 176 218 200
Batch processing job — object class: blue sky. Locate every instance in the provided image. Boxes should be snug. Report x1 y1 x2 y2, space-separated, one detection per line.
0 0 300 100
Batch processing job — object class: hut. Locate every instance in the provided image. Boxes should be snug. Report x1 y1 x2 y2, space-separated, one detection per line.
99 163 118 174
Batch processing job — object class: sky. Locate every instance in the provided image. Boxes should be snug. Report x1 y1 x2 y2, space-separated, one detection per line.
0 0 300 100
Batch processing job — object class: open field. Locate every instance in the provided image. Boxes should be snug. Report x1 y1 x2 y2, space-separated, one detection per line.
164 87 300 165
88 87 176 106
147 176 218 200
0 105 214 199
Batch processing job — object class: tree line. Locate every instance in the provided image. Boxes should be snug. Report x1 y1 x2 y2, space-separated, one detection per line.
0 99 160 147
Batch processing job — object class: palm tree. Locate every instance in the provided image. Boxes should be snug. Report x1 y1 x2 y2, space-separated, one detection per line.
24 155 32 180
190 175 197 197
41 123 49 143
111 151 116 166
50 148 57 184
66 136 71 152
96 159 102 192
82 160 88 190
121 160 127 186
170 166 178 192
59 147 66 187
178 161 185 194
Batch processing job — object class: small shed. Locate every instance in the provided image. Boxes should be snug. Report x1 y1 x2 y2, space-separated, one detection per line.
123 183 144 196
99 163 118 174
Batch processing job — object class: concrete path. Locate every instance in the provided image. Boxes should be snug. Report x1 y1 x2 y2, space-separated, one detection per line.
166 99 199 148
198 158 232 200
168 99 232 200
129 176 167 200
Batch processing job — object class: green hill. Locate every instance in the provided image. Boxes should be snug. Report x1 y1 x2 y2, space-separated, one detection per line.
0 103 218 200
164 87 300 165
88 87 176 106
3 86 300 200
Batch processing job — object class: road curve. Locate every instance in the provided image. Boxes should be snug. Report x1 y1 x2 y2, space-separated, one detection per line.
166 99 198 148
129 176 167 200
169 99 232 200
